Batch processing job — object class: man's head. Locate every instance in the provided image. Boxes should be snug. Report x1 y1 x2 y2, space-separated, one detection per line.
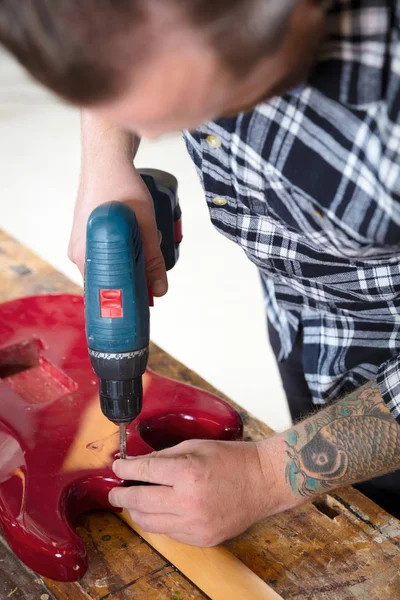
0 0 327 137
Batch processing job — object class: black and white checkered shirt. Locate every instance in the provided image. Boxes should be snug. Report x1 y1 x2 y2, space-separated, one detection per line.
183 0 400 424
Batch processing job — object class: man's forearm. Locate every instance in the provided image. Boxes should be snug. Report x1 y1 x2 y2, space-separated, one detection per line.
257 381 400 513
69 111 149 277
80 110 140 164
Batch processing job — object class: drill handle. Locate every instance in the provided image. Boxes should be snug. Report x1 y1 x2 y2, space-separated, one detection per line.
85 202 150 355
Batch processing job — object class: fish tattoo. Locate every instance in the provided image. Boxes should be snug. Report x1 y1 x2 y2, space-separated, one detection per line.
285 381 400 497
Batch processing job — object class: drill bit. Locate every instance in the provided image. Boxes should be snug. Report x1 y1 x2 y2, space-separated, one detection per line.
119 424 127 459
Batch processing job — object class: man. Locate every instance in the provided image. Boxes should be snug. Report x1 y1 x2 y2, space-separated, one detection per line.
1 0 399 547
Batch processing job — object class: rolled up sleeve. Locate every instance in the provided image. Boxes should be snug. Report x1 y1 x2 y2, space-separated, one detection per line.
377 356 400 424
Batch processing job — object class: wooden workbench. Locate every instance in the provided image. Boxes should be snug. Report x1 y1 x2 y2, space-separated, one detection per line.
0 229 399 600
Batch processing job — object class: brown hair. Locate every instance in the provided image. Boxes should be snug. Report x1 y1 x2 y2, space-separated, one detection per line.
0 0 298 104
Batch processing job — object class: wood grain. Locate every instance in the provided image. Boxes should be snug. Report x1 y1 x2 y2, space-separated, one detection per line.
1 229 400 599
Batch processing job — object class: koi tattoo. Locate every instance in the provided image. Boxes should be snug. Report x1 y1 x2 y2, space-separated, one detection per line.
285 381 400 497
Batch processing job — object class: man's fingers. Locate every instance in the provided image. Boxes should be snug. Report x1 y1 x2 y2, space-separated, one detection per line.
127 178 168 297
113 455 187 485
109 485 176 514
145 253 168 296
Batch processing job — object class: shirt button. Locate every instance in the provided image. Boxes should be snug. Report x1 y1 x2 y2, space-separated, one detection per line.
212 196 228 207
206 135 222 149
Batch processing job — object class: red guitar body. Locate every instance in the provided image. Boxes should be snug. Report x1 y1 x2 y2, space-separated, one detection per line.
0 294 242 581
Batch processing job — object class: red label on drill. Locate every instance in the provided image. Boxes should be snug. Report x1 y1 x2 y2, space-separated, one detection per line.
174 218 183 243
99 289 123 318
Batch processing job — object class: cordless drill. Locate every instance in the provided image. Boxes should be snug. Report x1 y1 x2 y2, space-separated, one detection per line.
84 169 181 458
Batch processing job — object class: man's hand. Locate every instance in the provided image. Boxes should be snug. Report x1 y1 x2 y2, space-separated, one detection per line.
108 381 400 546
108 439 278 547
68 111 167 296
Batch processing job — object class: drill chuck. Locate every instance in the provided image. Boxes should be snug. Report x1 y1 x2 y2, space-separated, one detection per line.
88 346 149 425
99 377 143 424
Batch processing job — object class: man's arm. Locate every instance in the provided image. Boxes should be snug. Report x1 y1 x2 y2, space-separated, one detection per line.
68 110 167 296
258 380 400 513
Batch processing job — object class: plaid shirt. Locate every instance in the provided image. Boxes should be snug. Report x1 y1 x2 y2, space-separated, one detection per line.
183 0 400 424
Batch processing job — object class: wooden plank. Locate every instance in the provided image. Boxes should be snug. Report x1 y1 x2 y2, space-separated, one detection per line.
1 229 400 599
121 511 282 600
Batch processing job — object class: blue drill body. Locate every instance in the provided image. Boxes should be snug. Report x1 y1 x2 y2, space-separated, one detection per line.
84 170 181 430
85 201 150 355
